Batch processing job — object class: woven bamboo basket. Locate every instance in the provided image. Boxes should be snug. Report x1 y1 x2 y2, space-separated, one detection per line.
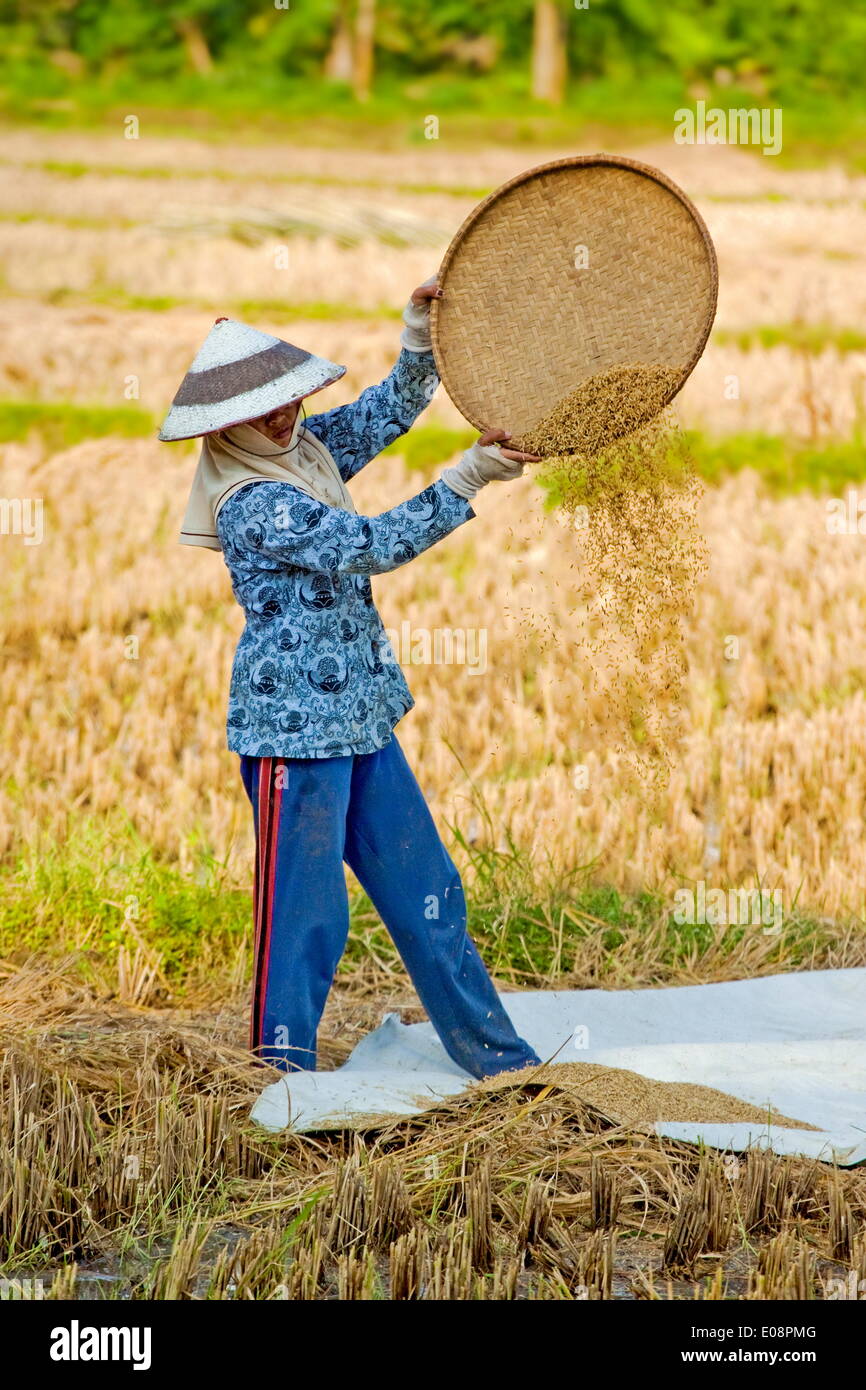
430 154 718 443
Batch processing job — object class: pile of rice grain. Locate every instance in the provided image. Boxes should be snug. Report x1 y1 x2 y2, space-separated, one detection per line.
478 1062 815 1130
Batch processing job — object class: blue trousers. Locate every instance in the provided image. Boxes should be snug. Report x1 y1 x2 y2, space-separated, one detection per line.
239 736 541 1079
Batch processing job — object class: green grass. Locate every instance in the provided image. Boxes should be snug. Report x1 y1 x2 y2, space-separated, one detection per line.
382 421 475 471
0 69 682 146
3 68 866 168
0 155 491 200
0 820 249 981
0 818 852 995
0 399 155 450
684 430 866 494
390 425 866 497
236 299 400 322
7 282 403 319
3 400 865 498
715 323 866 355
0 208 139 230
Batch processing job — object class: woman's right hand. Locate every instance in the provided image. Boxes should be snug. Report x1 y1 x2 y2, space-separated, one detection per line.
439 430 541 501
477 428 541 465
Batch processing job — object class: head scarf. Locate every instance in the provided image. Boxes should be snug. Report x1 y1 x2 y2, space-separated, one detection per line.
179 409 356 550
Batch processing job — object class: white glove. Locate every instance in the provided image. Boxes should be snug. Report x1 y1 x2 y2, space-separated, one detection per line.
400 274 438 353
440 440 525 501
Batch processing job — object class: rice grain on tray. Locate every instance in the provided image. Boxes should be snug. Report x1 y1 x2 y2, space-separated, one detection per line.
514 364 683 459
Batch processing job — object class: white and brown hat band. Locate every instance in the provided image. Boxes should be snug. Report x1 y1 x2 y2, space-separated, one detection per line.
158 317 347 441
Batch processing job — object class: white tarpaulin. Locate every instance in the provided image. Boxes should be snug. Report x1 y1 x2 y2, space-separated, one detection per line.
251 968 866 1165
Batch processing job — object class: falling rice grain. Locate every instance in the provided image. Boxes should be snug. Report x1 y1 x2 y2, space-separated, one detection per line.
512 364 707 775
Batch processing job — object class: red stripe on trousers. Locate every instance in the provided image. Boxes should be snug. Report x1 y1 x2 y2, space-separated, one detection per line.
250 757 283 1054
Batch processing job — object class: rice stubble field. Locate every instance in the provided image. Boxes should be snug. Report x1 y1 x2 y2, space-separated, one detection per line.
1 127 865 1300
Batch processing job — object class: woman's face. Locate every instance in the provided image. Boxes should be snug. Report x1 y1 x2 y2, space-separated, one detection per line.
248 400 300 446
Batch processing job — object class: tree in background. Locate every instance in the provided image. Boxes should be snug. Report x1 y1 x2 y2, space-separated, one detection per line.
531 0 567 104
353 0 376 102
175 9 213 75
323 0 354 84
0 0 864 113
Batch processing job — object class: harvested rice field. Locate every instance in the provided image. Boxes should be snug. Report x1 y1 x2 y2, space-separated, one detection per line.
1 123 865 1306
3 957 865 1303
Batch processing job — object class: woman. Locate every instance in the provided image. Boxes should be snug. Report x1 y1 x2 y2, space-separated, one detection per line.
158 278 542 1079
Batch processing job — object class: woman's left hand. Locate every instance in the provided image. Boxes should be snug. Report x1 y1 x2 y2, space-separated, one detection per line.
411 278 443 306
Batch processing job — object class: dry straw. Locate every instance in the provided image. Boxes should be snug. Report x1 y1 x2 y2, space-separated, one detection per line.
0 953 855 1301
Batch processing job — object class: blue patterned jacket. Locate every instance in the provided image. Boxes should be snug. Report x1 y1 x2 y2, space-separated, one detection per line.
216 348 475 758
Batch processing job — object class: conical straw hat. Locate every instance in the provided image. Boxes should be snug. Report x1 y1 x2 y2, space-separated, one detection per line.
430 153 717 438
158 317 347 441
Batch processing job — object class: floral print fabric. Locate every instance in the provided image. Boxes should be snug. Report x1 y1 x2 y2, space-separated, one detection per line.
216 349 475 757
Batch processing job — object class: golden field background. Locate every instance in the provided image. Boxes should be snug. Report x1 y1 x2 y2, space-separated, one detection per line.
2 128 866 919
